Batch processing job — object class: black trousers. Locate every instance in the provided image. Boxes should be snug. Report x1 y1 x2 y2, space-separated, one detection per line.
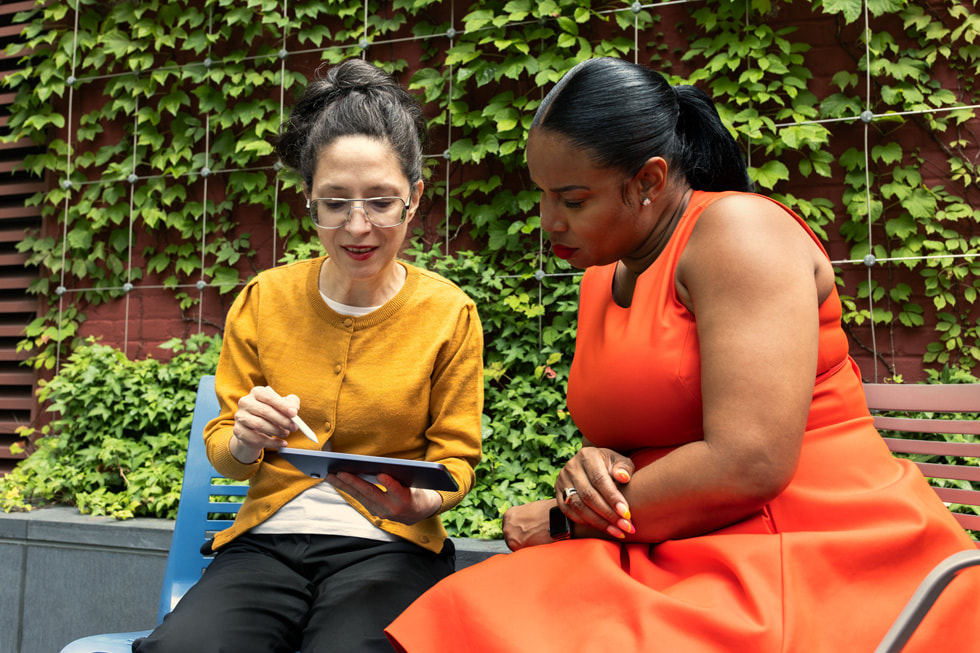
132 533 455 653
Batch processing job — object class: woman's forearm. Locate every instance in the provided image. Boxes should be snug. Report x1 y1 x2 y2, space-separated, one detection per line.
610 440 787 543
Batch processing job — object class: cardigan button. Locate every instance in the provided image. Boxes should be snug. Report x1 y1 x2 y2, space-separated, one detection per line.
334 364 342 374
420 535 430 544
343 318 353 327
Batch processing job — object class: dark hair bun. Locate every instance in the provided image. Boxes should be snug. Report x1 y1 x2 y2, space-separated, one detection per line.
276 59 428 190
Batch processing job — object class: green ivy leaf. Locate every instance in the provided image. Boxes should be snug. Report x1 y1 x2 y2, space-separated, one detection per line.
751 160 790 188
885 214 917 239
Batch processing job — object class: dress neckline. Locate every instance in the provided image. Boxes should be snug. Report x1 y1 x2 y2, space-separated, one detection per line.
611 188 694 308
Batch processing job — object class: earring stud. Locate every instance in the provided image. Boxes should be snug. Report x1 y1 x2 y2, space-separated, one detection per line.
642 198 651 206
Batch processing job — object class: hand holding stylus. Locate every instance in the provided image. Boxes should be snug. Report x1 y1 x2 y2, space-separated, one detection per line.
230 386 311 463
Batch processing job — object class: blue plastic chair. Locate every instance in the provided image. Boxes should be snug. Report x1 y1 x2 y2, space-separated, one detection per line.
60 375 245 653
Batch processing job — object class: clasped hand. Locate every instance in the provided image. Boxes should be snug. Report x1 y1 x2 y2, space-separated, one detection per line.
231 385 441 525
502 446 635 551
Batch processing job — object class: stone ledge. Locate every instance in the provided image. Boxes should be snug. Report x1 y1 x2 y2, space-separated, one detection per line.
0 506 507 653
0 505 174 551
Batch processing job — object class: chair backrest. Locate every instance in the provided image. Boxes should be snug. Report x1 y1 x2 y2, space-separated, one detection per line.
863 383 980 544
156 375 247 624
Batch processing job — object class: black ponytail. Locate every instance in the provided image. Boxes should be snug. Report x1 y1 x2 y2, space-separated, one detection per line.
531 58 752 193
672 85 753 192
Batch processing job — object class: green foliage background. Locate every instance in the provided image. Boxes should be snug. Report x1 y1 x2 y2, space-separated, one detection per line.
1 335 221 518
0 0 978 534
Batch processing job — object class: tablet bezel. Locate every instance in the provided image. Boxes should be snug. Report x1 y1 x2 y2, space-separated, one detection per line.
278 448 459 492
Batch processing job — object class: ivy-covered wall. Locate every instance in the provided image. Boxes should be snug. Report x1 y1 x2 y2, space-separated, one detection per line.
2 0 978 530
8 0 978 380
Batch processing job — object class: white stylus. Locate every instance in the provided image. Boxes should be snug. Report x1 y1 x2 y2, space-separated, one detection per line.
292 415 319 443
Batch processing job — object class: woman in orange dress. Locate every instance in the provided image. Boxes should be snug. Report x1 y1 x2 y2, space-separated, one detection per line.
385 57 979 652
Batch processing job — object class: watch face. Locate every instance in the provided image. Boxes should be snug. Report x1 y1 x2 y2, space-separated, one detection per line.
549 506 571 540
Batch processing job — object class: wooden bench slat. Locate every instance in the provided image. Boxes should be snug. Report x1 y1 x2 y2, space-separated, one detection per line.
865 383 979 544
863 383 980 412
883 437 980 457
951 512 980 532
930 486 980 507
916 462 980 483
874 415 980 436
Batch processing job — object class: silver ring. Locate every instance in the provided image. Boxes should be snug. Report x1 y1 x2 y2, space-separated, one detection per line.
562 487 579 504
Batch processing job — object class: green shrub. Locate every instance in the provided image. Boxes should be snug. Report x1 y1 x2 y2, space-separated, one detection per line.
0 334 221 519
414 248 581 538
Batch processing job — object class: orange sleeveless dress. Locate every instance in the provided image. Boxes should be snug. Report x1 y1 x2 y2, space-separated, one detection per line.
386 191 979 652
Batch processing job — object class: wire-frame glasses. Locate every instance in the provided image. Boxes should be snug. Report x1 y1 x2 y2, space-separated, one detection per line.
306 196 410 229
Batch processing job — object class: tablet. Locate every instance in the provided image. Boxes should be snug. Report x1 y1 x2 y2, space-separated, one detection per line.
278 448 459 492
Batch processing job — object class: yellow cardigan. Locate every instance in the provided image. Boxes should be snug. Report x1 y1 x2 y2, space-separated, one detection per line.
204 257 484 554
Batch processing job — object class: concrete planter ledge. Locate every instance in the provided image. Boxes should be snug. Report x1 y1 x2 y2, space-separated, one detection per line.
0 506 508 653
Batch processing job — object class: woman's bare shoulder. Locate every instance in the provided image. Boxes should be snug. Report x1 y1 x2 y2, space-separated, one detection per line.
676 192 828 308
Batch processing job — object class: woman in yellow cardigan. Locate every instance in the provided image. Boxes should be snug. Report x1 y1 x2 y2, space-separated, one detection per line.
133 58 484 653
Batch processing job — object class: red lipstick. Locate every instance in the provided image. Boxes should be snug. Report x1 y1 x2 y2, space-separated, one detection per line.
343 246 377 261
551 243 577 260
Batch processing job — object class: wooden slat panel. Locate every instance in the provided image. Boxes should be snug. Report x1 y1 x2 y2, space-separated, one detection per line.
0 348 29 361
0 46 34 61
0 274 35 289
0 4 40 476
0 1 35 16
0 443 26 458
0 298 37 312
0 392 33 409
0 252 28 265
0 206 40 220
0 180 44 194
0 370 35 384
0 137 34 152
0 325 29 337
0 227 28 239
0 418 28 433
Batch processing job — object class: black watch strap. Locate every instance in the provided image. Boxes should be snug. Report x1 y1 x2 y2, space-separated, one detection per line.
549 505 572 541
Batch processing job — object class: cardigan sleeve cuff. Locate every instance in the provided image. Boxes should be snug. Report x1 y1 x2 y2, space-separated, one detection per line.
208 435 264 480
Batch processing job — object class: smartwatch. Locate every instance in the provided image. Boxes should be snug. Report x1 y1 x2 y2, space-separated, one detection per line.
549 505 572 541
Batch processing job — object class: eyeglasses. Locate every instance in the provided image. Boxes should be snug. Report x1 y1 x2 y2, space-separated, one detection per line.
306 196 410 229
